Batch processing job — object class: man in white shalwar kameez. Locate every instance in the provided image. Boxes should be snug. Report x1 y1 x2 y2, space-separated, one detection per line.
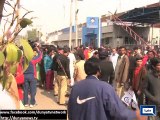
110 48 119 70
68 51 76 86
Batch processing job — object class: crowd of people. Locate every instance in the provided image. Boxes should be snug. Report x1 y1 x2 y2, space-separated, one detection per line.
67 45 160 120
1 41 160 120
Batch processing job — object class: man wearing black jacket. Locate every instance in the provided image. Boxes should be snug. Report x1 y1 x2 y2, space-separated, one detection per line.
98 49 115 85
53 47 70 105
143 58 160 120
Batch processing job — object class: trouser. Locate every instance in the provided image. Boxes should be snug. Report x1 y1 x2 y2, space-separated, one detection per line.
116 83 125 98
56 75 68 104
18 86 23 100
23 78 37 105
45 70 54 91
135 91 145 107
40 66 46 88
70 70 74 86
54 72 58 95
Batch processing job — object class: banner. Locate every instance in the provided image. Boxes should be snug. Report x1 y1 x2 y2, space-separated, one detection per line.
0 110 67 120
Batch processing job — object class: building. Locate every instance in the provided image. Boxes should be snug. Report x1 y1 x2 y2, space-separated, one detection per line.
48 2 160 49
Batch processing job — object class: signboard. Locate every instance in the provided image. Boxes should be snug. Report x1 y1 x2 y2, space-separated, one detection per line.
86 17 99 28
121 89 138 109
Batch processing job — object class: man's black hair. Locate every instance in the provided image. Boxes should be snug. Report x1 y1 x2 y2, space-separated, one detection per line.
119 46 126 50
74 47 78 50
98 48 103 53
63 47 70 53
80 45 84 49
77 50 85 60
133 46 139 50
135 56 143 61
150 58 160 67
58 47 63 51
76 52 85 60
84 57 100 75
47 48 54 55
147 50 155 56
99 49 108 60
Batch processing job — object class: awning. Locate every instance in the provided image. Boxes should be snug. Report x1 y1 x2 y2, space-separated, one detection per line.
119 5 160 24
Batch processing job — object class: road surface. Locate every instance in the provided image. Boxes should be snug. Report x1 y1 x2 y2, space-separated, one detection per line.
25 87 67 110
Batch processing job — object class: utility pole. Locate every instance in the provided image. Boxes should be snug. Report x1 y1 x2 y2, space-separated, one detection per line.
69 0 73 49
75 0 78 47
98 17 101 48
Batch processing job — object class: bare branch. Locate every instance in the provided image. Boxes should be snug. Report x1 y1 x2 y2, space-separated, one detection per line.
21 6 30 12
7 0 16 7
2 19 12 23
3 18 8 33
3 15 18 40
30 17 37 20
2 18 9 43
2 0 33 43
5 1 14 9
2 13 13 17
11 11 33 36
11 0 19 24
3 6 7 12
2 1 19 40
9 28 23 42
1 18 9 43
22 11 33 18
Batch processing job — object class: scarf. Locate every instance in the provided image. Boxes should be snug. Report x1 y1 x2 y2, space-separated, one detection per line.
132 66 142 91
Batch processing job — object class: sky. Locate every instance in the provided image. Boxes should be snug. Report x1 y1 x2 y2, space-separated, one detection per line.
1 0 159 36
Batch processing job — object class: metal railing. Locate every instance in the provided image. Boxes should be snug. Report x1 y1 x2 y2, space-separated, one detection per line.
109 12 149 47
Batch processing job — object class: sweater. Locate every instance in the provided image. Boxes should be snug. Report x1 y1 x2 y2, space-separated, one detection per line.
43 54 53 73
24 50 42 79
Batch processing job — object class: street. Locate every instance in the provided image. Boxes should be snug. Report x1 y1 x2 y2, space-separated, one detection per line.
25 87 67 110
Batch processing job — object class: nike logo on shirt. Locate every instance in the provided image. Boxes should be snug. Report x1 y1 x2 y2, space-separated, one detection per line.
77 96 96 104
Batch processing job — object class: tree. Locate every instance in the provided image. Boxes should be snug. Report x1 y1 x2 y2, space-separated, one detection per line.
0 0 34 109
27 29 38 41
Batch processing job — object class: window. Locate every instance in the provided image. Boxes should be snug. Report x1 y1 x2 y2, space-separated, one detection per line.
102 38 110 45
124 37 136 45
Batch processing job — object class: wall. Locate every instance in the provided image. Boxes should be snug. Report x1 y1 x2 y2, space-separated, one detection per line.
149 27 160 45
112 25 150 48
102 25 114 33
47 31 82 48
